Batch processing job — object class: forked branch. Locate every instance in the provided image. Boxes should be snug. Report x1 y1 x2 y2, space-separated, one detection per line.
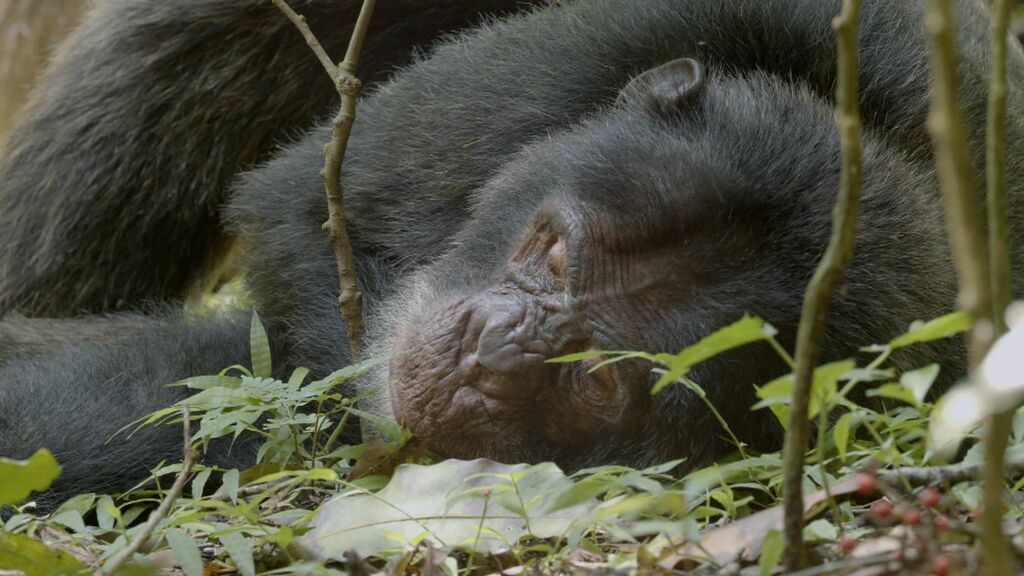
271 0 375 359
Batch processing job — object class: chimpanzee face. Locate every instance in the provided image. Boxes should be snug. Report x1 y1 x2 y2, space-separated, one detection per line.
369 60 951 469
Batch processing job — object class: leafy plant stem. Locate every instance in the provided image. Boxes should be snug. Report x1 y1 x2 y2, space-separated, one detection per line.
468 491 492 571
310 398 327 466
681 377 749 459
835 349 891 400
987 0 1014 332
320 407 353 458
510 474 534 537
767 336 796 369
816 401 841 536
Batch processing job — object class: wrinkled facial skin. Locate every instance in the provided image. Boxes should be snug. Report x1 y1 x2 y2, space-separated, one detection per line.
388 224 648 464
378 64 955 471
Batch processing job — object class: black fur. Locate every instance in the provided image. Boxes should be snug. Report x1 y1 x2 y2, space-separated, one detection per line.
0 312 262 510
1 0 1022 508
0 0 537 316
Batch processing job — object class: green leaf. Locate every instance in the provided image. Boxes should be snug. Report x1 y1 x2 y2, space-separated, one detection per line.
219 532 256 576
182 386 255 409
759 530 784 576
96 495 122 531
545 350 615 364
250 310 273 378
683 455 782 494
121 405 181 438
754 375 792 401
222 469 240 504
548 477 615 512
803 519 838 541
672 316 771 368
809 361 855 414
172 375 243 390
889 312 971 350
671 316 770 379
651 365 688 395
833 413 853 462
0 531 86 575
587 352 657 373
220 364 253 377
753 376 793 428
641 459 686 475
929 385 985 457
345 407 411 444
841 368 895 383
288 367 311 387
709 489 734 511
191 469 212 499
310 356 389 391
962 442 986 465
0 449 61 506
300 459 597 559
900 364 940 406
1013 411 1024 443
753 360 853 424
121 505 147 527
165 528 204 576
868 383 918 406
50 510 87 534
651 317 770 394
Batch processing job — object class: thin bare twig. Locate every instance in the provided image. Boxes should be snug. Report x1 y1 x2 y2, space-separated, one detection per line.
97 406 197 575
927 0 1018 573
879 456 1024 488
982 0 1017 574
925 1 1012 574
781 1 863 570
925 6 993 360
987 2 1014 332
784 551 896 576
269 0 337 78
271 0 374 359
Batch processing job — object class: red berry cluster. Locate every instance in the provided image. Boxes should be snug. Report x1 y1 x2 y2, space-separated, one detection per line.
841 473 955 575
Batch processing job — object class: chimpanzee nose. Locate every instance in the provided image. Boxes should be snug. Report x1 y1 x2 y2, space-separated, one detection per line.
475 297 549 376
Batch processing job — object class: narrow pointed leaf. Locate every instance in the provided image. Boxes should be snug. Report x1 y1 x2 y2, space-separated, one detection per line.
250 311 272 378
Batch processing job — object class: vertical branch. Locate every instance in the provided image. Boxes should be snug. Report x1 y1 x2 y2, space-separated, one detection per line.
781 1 863 570
926 0 1012 574
987 1 1013 330
925 0 992 361
271 0 374 360
982 0 1016 573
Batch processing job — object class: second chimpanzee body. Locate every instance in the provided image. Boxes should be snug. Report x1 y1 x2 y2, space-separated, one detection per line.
1 0 1022 507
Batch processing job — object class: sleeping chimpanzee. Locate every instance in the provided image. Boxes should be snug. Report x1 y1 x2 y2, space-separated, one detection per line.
1 0 1022 508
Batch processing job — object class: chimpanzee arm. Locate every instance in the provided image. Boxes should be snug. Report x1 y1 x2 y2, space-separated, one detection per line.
0 314 176 365
0 0 537 317
0 311 264 508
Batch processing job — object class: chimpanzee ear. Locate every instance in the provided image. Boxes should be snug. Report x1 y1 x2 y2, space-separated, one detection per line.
617 58 705 116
